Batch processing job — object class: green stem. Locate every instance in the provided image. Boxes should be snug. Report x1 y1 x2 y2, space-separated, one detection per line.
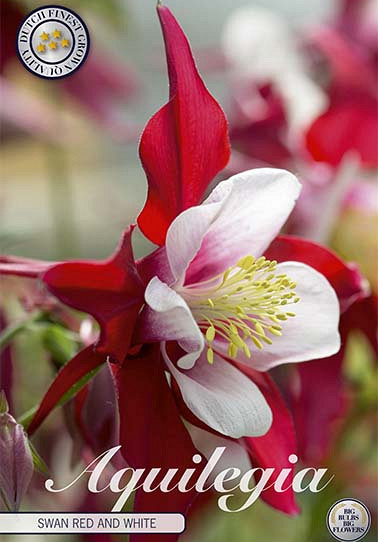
18 405 38 427
0 311 44 350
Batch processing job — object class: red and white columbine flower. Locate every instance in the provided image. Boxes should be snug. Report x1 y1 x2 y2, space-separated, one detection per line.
139 168 340 438
0 3 366 535
221 0 375 465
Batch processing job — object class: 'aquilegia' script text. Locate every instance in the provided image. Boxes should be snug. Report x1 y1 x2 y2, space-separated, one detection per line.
45 446 333 512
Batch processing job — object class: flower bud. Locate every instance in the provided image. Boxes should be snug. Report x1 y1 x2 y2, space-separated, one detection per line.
0 391 33 511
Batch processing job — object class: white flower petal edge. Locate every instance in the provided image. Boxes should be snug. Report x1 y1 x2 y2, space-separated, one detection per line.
143 276 204 369
163 347 273 438
213 261 341 371
166 168 301 284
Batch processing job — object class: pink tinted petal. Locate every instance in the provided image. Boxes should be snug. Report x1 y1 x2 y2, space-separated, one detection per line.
166 168 301 283
141 277 204 369
265 235 369 312
138 5 230 245
166 199 223 282
214 262 340 371
163 348 272 438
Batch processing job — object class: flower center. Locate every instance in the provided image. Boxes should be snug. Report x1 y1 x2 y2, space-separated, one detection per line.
180 255 300 364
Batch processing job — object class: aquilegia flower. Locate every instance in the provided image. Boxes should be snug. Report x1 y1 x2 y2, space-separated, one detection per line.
137 167 340 438
220 2 375 466
0 3 367 536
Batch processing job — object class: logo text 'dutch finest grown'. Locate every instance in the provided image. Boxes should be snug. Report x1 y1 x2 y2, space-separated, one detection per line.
17 5 90 79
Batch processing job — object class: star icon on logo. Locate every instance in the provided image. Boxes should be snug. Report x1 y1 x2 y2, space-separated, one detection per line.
17 5 90 79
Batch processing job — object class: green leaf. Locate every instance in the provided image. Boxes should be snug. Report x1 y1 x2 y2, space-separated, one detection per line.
0 311 44 350
29 441 49 476
18 406 38 428
42 324 78 366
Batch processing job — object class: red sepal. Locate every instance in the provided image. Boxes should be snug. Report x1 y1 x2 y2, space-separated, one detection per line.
138 5 230 245
27 345 106 436
43 227 144 362
0 255 58 278
235 363 300 516
291 345 347 464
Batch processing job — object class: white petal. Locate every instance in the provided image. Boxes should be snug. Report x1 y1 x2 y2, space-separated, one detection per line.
142 277 204 369
189 424 252 476
164 348 272 438
165 197 223 283
166 168 301 284
215 262 341 371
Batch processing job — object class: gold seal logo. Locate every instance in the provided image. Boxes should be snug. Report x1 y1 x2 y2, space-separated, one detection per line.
327 499 371 541
17 5 90 79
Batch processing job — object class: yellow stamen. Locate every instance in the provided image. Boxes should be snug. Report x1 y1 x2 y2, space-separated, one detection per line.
207 348 214 365
205 325 215 342
180 255 300 363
